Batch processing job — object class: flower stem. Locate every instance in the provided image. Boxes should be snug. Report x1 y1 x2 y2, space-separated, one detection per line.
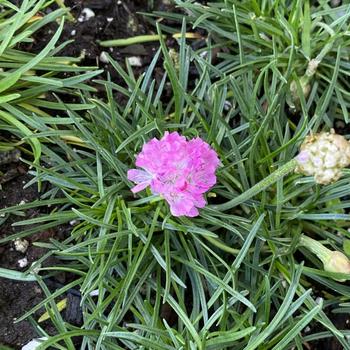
204 235 240 255
99 35 166 47
55 0 74 22
299 235 331 263
212 158 298 211
99 33 202 47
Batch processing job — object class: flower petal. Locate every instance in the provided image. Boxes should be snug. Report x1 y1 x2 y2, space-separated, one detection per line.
165 192 198 217
127 169 152 183
131 182 150 193
127 169 152 193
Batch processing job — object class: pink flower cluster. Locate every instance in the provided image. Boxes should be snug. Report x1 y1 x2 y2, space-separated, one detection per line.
127 132 219 217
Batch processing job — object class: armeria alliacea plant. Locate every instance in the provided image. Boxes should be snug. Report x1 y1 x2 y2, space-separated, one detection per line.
127 131 219 217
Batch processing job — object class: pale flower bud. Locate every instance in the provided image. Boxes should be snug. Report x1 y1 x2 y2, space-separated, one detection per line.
324 251 350 277
295 130 350 185
300 235 350 282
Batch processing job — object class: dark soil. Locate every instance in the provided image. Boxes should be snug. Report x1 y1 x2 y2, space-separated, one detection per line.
58 0 166 63
0 162 52 348
29 0 179 84
27 0 207 103
0 160 83 349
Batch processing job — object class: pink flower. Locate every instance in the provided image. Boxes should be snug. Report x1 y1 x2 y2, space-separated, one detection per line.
127 132 219 217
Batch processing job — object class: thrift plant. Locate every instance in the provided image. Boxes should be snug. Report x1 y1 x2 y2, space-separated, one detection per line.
2 1 350 349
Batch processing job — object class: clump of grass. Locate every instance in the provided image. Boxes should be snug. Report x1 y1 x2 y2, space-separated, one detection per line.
0 0 101 162
1 1 350 350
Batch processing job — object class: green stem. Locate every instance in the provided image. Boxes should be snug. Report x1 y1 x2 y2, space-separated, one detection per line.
99 35 166 47
204 235 240 255
55 0 75 22
212 158 298 211
299 235 331 264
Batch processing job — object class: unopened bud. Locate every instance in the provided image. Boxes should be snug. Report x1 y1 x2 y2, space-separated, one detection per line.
300 235 350 282
324 251 350 277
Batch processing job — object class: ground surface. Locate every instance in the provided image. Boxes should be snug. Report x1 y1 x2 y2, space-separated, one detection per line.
0 163 52 347
31 0 175 82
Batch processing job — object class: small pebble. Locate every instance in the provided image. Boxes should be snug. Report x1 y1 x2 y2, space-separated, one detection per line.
107 17 113 22
14 238 29 253
127 56 142 67
78 8 95 22
18 257 28 268
304 326 311 333
117 0 122 4
199 50 208 59
224 101 232 111
100 51 109 63
315 296 323 305
71 29 76 36
21 338 48 350
19 200 26 205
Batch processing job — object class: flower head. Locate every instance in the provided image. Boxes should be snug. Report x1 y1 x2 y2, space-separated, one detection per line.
127 132 219 217
295 130 350 185
300 235 350 282
324 251 350 278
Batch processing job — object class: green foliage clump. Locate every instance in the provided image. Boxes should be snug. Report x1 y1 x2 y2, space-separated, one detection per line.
0 0 100 163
